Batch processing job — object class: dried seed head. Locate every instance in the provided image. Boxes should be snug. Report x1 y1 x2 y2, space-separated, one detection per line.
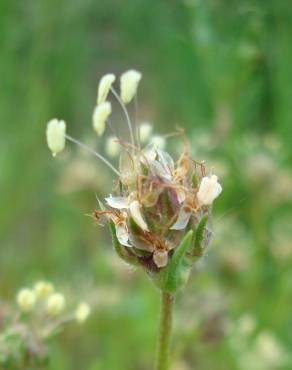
120 69 142 104
97 73 115 104
92 101 112 137
46 119 66 156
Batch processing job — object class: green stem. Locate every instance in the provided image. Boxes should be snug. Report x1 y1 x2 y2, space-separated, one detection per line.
155 291 175 370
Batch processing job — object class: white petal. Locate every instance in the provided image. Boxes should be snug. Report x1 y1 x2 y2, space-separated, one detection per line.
120 70 142 104
176 188 186 204
116 222 131 247
197 175 222 206
170 207 192 230
105 196 129 209
153 250 168 268
129 200 149 231
157 149 174 173
97 74 115 104
92 101 112 137
149 160 172 180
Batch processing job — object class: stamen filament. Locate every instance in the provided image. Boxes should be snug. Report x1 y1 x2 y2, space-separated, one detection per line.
65 134 120 176
110 87 135 148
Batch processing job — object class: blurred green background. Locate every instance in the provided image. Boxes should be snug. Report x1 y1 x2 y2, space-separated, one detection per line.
1 0 292 369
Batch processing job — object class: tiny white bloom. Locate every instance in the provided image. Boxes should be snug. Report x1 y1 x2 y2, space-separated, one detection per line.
139 122 153 143
129 200 149 232
92 101 112 137
105 136 120 157
34 281 54 298
46 119 66 156
120 69 142 104
150 135 166 150
170 206 192 230
47 293 66 316
116 222 131 247
75 302 91 324
153 250 168 268
197 175 222 206
105 195 130 209
16 288 36 312
97 73 116 104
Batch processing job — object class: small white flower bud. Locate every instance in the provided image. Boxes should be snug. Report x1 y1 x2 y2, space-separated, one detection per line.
16 288 36 312
75 302 91 324
150 135 166 150
34 281 54 298
197 175 222 206
97 73 116 104
92 102 112 137
46 119 66 156
139 122 153 143
105 136 120 157
47 293 66 316
129 200 149 232
120 69 142 104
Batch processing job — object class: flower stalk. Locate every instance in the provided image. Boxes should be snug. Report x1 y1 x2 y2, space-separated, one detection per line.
45 69 223 370
155 292 175 370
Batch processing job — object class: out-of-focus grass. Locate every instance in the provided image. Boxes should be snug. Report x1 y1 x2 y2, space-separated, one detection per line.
0 1 292 369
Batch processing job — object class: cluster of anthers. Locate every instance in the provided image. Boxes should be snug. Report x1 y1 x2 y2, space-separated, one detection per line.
46 69 222 275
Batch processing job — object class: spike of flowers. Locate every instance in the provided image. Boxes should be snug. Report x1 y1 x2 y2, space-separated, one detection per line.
46 69 223 370
120 69 142 104
97 73 115 104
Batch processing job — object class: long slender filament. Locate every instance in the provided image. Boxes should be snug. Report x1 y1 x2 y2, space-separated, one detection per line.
110 87 135 148
65 134 120 176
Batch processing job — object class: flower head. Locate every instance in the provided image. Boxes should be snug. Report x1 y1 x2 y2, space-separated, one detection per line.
46 119 66 156
46 70 222 293
92 101 112 137
16 288 36 312
97 73 115 104
120 69 142 104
